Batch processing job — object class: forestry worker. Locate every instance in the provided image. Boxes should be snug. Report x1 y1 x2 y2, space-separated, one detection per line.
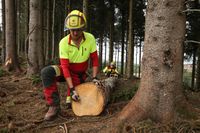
103 61 119 77
41 10 99 121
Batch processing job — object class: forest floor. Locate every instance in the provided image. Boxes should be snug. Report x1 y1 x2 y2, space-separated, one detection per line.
0 69 200 133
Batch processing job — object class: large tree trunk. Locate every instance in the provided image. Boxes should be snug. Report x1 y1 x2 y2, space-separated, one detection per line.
112 0 186 132
5 0 20 71
27 0 42 76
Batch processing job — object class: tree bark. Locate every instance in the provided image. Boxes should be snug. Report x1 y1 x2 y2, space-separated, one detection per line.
104 39 107 66
112 0 186 132
108 0 114 63
5 0 20 71
25 0 29 57
16 0 20 55
83 0 89 31
192 48 197 89
120 9 126 74
52 0 64 60
27 0 42 76
1 0 6 63
45 0 52 65
51 0 55 60
99 35 103 69
139 38 142 78
195 47 200 90
126 0 134 78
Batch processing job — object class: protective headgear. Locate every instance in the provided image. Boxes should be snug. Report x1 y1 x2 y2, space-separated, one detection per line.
64 10 87 31
110 61 116 66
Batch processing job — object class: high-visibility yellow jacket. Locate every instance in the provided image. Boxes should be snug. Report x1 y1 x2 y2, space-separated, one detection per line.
59 32 99 78
103 66 119 75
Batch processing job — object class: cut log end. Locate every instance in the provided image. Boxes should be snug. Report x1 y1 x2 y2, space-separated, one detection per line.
72 82 105 116
72 77 118 116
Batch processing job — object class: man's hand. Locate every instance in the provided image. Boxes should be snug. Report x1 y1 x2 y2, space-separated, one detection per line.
71 87 80 101
92 77 98 82
92 77 101 85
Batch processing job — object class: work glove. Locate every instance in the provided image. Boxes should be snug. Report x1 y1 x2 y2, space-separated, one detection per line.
106 72 111 77
92 77 100 85
92 77 98 82
70 87 80 102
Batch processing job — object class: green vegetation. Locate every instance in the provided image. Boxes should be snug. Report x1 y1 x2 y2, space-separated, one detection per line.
30 74 41 85
110 82 139 103
176 105 198 120
50 57 60 65
0 128 9 133
0 68 6 77
183 70 192 88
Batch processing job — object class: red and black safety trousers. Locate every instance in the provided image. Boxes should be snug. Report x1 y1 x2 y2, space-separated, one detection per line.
41 65 86 106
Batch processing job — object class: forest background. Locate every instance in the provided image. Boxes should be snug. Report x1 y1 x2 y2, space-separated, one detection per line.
0 0 199 88
0 0 200 132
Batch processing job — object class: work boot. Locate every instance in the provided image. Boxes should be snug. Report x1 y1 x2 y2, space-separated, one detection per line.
66 96 72 109
44 106 60 121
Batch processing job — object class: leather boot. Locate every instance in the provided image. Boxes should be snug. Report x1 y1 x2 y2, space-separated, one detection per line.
44 106 60 121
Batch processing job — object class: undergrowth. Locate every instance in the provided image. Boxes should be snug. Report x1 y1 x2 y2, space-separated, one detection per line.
123 119 200 133
110 82 139 103
30 74 41 85
0 67 6 77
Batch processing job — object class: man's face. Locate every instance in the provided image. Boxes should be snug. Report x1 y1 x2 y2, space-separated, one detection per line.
70 29 83 41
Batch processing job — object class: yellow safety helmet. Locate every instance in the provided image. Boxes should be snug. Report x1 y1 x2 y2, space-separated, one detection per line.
110 61 116 66
64 10 87 31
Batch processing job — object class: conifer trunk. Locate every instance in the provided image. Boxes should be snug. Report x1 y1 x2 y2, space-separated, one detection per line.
5 0 20 71
111 0 186 132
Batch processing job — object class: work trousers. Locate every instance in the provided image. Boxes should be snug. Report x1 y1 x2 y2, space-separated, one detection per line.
41 65 86 106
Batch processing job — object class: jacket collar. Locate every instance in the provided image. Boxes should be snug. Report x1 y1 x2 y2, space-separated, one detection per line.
68 32 86 45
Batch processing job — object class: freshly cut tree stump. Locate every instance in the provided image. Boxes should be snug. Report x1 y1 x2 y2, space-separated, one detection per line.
72 77 117 116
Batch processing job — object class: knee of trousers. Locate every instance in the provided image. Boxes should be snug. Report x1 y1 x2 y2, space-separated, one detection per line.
41 65 60 88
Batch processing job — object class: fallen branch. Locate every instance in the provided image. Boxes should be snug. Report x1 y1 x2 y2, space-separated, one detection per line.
185 40 200 45
182 9 200 13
